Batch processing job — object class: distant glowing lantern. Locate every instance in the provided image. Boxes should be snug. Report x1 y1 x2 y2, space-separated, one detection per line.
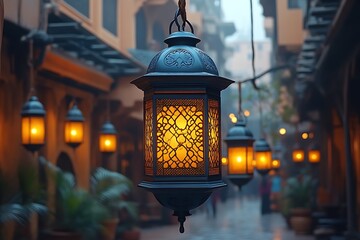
99 121 117 153
308 143 321 164
271 144 281 170
243 110 250 117
279 128 286 135
132 25 233 232
301 132 309 140
65 104 84 148
21 96 46 152
224 119 255 188
254 139 272 176
292 143 304 163
221 157 228 165
272 159 281 170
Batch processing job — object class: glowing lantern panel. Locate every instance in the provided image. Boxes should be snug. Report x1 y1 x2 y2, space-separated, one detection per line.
292 149 304 163
228 146 253 174
65 104 84 148
99 121 117 153
254 139 272 175
272 159 281 169
308 149 320 163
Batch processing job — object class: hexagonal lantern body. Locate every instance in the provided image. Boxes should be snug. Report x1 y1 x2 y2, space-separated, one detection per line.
99 121 118 153
132 32 233 232
224 120 254 188
254 138 272 176
21 96 46 152
65 104 84 148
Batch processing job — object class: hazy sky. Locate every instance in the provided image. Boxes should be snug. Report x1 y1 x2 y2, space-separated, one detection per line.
222 0 266 41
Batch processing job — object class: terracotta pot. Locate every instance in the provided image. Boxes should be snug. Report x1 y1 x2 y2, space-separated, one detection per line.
43 230 83 240
290 215 312 235
120 229 141 240
102 218 119 240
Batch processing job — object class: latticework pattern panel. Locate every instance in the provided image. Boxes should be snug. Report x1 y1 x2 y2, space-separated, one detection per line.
156 99 205 176
145 100 153 175
208 99 220 175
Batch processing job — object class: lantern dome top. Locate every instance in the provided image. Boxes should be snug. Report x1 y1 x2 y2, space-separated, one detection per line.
146 31 219 76
100 121 117 134
254 138 272 152
224 120 254 142
21 96 46 116
66 104 84 121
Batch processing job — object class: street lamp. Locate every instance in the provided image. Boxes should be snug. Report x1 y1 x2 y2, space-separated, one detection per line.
224 119 255 188
65 103 84 148
99 121 117 153
132 5 232 233
21 96 46 152
254 139 272 176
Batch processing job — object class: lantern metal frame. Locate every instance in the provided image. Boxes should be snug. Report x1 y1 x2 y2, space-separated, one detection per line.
132 7 233 233
224 118 255 188
21 96 46 152
65 103 85 148
99 121 118 154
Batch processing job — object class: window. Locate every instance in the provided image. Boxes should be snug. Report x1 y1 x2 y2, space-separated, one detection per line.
288 0 300 9
64 0 90 17
103 0 118 35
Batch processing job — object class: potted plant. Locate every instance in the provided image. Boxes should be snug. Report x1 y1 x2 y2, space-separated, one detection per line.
40 158 108 240
285 174 314 235
91 167 138 240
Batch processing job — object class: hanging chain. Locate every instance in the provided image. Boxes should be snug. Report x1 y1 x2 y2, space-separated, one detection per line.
169 0 194 34
178 0 187 30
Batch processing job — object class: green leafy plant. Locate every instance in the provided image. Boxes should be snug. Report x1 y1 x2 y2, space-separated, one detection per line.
39 157 108 240
90 168 138 220
284 174 313 209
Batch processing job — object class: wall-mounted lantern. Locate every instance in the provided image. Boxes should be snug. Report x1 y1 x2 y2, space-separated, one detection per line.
292 143 304 163
308 143 320 164
65 104 84 148
21 96 46 152
224 119 254 188
132 7 233 233
254 138 272 176
99 121 117 153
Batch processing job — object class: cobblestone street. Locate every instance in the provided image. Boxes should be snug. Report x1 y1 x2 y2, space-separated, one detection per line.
140 196 315 240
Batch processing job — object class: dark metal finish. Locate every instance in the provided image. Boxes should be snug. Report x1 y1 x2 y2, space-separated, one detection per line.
133 28 232 233
66 104 84 122
100 121 117 134
227 175 253 190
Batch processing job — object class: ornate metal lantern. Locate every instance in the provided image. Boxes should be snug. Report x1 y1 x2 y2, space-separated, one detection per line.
292 143 304 163
21 96 46 152
132 8 233 233
99 121 117 153
64 104 84 148
224 119 254 188
254 138 272 176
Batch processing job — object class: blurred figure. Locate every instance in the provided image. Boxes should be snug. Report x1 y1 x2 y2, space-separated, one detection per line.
259 176 271 215
270 173 282 211
206 190 220 218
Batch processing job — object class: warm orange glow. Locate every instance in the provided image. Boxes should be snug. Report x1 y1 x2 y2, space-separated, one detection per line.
279 128 286 135
22 116 45 145
99 134 117 153
228 146 253 174
292 149 305 162
254 151 272 171
221 157 228 165
244 110 250 117
301 132 309 140
272 159 280 169
230 116 237 123
229 113 235 119
308 149 320 163
65 121 84 145
156 99 206 175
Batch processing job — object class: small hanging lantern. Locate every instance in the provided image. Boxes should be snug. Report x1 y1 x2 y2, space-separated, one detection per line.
64 104 84 148
271 144 281 170
308 143 320 164
132 6 233 233
21 96 46 152
254 138 272 176
99 121 117 153
292 143 304 163
224 119 254 188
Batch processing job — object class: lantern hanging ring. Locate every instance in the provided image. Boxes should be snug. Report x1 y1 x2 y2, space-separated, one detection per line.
169 0 194 34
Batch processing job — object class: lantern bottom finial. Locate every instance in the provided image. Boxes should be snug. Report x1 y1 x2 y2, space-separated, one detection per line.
228 174 253 189
173 210 191 233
